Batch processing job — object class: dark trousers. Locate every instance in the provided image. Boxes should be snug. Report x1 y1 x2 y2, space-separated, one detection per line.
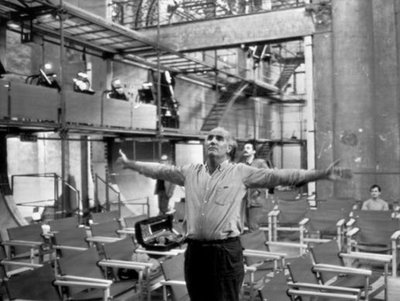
157 191 169 214
184 237 244 301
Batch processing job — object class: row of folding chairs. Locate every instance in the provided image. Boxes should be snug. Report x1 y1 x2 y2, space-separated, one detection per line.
0 210 188 301
260 197 400 255
1 237 180 300
242 232 400 301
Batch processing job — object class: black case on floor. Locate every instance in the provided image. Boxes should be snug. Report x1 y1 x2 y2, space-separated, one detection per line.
135 214 183 251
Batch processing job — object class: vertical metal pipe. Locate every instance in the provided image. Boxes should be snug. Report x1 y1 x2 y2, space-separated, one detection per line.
394 0 400 182
156 0 162 158
54 173 57 219
94 174 99 210
105 173 110 211
59 0 68 217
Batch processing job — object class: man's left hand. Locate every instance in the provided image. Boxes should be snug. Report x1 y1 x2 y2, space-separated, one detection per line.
326 160 352 181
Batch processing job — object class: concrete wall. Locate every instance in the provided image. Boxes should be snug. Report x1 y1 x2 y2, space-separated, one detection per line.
7 133 91 219
314 0 400 203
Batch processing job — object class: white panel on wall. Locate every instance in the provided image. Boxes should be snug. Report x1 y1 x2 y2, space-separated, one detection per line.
273 144 302 169
175 143 204 166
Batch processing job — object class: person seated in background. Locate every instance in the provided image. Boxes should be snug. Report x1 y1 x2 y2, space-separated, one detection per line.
108 78 128 101
361 184 389 211
73 71 95 94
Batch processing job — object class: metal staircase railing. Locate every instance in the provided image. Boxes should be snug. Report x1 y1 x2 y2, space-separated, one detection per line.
201 81 250 131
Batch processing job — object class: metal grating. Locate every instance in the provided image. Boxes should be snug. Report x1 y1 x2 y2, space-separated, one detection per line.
0 0 278 93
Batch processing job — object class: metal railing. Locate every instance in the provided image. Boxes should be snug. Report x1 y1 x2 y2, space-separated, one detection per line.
10 172 82 222
94 173 150 218
56 176 82 222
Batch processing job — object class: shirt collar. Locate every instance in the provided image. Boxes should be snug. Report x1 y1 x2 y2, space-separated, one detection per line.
205 159 230 172
246 157 254 165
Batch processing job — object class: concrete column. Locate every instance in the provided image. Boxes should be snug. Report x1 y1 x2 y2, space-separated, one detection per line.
0 18 6 67
314 29 334 199
304 35 315 195
331 0 375 198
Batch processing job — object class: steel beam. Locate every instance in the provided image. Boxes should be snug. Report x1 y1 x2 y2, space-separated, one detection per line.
141 7 315 52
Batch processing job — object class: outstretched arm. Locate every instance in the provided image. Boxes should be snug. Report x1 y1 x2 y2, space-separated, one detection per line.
117 149 139 170
325 160 353 181
116 150 185 186
243 160 352 189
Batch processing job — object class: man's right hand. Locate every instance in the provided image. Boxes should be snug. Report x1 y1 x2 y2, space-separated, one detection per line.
116 149 129 169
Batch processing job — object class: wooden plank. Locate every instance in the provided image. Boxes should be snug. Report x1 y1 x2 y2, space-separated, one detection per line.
9 82 58 122
0 79 8 118
132 103 157 130
103 98 132 128
65 90 101 126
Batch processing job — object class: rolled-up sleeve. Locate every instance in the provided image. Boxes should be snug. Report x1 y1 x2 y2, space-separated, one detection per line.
134 162 186 186
241 164 327 188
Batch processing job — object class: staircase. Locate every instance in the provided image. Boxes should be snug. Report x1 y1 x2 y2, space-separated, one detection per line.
201 81 250 131
274 56 304 90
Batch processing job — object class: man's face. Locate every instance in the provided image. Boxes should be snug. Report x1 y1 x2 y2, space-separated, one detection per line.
160 155 168 164
370 187 381 199
115 86 124 94
243 143 256 158
206 129 231 159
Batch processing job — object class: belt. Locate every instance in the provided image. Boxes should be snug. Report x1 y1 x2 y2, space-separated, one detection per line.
185 236 239 245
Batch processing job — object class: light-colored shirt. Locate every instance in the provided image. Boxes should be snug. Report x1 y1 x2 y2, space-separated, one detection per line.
133 160 327 240
245 158 269 207
361 198 389 211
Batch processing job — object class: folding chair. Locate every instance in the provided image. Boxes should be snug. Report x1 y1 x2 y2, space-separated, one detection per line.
272 197 310 243
0 241 42 281
118 214 149 236
42 215 81 244
3 223 51 264
5 263 114 301
91 219 122 238
265 198 311 257
310 240 391 300
273 189 301 202
123 214 148 228
257 196 276 241
53 226 90 258
240 230 286 300
87 220 124 246
100 237 163 301
57 247 142 300
48 215 80 232
90 210 120 224
160 253 189 301
303 199 356 250
258 267 361 301
257 269 292 301
387 276 400 301
346 210 399 254
287 253 363 301
5 263 62 300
